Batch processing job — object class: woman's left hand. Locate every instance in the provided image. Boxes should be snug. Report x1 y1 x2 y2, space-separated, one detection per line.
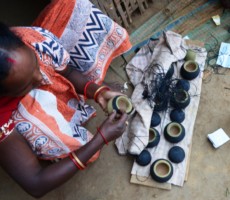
96 90 125 111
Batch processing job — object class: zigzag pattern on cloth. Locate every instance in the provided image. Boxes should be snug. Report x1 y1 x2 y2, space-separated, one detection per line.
69 5 112 72
72 125 88 141
32 27 69 70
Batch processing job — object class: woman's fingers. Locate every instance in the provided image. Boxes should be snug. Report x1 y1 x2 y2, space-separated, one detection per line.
118 112 128 125
115 112 128 132
98 100 106 110
108 110 117 121
98 90 129 114
104 90 127 100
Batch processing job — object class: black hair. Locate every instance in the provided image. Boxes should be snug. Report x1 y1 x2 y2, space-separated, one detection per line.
0 22 24 93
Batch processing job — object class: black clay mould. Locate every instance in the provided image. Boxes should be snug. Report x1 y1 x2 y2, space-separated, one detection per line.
147 128 160 148
150 112 161 127
164 122 185 143
136 149 152 166
170 89 190 109
176 79 190 91
180 60 200 80
170 109 185 123
150 159 173 183
168 146 185 164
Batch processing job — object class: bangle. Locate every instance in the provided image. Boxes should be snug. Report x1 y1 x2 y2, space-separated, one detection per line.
84 81 95 99
69 153 83 170
69 153 86 170
97 127 109 145
94 86 110 103
71 152 86 169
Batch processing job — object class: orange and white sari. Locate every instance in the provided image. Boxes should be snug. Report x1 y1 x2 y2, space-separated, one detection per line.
33 0 132 84
12 27 98 161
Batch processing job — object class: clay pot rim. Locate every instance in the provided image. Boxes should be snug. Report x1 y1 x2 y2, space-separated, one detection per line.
115 96 133 114
166 122 182 137
147 128 160 148
184 60 199 73
153 159 172 178
173 89 189 103
149 128 158 142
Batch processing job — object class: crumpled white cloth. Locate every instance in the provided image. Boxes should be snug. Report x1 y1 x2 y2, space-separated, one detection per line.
116 31 208 187
115 31 187 155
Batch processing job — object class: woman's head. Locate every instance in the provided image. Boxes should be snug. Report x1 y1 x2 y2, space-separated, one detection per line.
0 22 24 87
0 22 43 97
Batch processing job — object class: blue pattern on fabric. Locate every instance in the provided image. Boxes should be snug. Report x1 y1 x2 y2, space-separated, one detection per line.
31 27 69 69
35 136 48 147
69 5 113 72
72 125 88 141
16 122 32 133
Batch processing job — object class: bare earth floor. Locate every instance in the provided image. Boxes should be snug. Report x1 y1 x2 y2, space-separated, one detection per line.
1 1 230 200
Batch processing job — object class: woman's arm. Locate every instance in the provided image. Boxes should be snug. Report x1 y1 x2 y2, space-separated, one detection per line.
0 111 128 198
60 66 125 110
60 65 100 98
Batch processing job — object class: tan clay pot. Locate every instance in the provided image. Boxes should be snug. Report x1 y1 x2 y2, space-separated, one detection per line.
107 95 133 114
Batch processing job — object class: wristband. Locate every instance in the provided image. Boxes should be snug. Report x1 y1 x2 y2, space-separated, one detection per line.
97 127 109 145
69 152 86 170
94 86 110 103
84 81 95 99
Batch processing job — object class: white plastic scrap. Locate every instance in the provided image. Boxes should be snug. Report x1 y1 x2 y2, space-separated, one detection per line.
123 82 129 90
207 128 230 148
212 15 221 26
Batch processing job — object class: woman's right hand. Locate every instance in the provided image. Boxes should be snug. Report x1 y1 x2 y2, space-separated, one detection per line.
98 110 128 143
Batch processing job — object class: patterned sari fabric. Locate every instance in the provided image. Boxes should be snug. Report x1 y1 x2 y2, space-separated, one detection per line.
0 97 22 142
33 0 132 84
12 27 98 161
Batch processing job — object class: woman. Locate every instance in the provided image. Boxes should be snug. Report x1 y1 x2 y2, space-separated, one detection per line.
0 0 131 197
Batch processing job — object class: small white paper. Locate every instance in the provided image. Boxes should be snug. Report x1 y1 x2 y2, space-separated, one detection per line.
207 128 230 148
212 15 221 26
183 35 190 40
216 42 230 68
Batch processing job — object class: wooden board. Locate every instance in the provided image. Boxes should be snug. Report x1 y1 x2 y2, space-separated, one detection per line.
128 39 205 189
130 141 192 189
130 175 172 190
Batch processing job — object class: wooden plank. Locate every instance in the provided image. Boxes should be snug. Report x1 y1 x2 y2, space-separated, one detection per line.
90 0 100 8
103 1 122 24
127 35 206 188
129 0 139 11
173 6 223 36
121 0 133 23
185 142 192 181
130 140 192 187
130 175 172 190
114 0 130 27
136 0 146 14
163 0 193 17
91 0 108 14
90 0 157 29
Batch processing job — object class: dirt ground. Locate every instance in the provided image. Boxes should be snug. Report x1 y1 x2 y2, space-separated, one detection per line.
1 1 230 200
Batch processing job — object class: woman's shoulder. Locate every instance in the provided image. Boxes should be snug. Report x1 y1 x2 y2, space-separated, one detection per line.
12 26 70 71
11 26 59 44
